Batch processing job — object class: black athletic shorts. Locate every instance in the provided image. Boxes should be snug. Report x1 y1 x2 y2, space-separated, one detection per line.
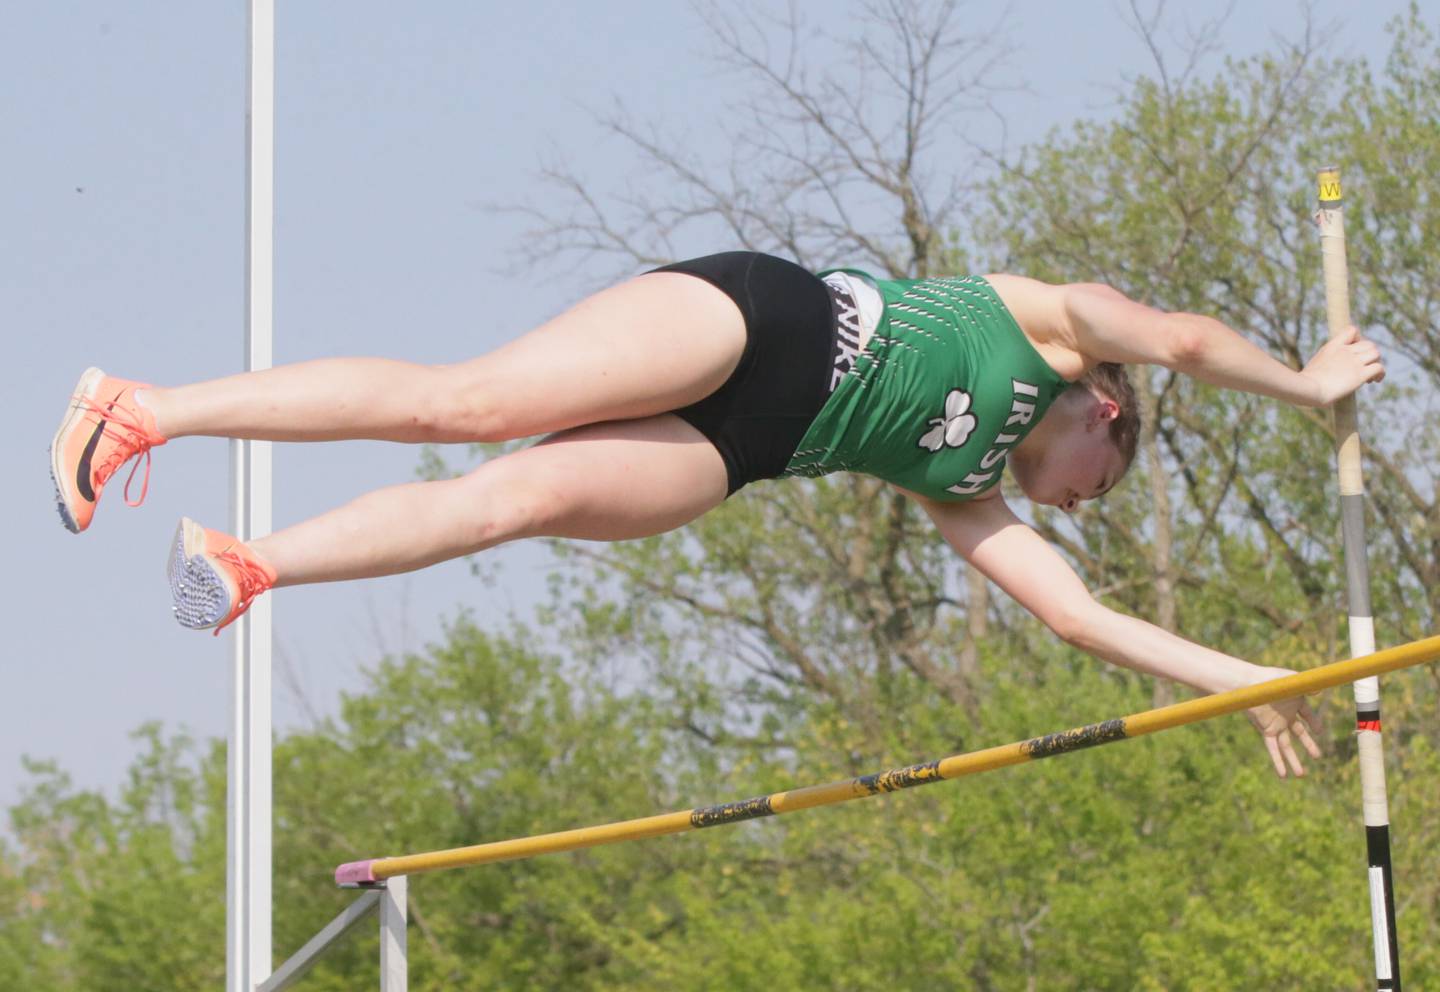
651 252 838 495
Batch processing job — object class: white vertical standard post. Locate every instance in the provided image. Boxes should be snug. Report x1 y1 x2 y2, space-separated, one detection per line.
380 877 409 992
1315 167 1401 990
230 1 275 990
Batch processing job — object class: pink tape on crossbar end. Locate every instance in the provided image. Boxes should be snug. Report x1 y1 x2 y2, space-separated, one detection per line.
335 859 380 886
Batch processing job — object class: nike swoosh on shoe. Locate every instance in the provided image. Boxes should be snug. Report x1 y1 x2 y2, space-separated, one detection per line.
75 415 109 502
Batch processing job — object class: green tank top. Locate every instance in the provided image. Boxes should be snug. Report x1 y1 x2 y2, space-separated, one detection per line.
785 273 1071 501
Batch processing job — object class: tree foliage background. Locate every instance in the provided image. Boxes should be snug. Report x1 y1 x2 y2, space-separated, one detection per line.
5 3 1439 989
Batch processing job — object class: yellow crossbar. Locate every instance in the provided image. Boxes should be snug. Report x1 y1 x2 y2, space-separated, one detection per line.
335 634 1440 886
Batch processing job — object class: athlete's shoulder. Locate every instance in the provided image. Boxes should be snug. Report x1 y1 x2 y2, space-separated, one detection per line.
980 273 1065 308
983 274 1130 307
975 275 1091 379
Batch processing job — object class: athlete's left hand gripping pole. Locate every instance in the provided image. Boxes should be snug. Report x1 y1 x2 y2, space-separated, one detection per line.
1315 166 1401 991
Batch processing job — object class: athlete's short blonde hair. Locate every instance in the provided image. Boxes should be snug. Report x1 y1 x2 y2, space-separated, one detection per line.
1077 362 1140 472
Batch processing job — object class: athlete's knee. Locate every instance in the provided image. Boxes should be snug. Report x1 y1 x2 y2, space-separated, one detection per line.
456 459 571 547
415 367 512 443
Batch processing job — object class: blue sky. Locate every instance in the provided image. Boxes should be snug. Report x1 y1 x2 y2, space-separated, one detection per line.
1 0 1419 816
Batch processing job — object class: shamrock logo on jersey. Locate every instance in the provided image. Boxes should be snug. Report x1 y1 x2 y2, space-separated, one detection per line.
918 388 977 452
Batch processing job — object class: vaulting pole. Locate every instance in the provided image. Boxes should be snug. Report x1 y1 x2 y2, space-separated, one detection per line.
229 2 275 989
1315 166 1402 991
336 635 1440 886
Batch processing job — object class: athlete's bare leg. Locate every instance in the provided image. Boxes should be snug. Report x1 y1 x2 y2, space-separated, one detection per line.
139 272 745 443
248 414 730 586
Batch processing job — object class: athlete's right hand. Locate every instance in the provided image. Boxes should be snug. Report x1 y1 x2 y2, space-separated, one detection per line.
1240 666 1324 778
1300 325 1385 406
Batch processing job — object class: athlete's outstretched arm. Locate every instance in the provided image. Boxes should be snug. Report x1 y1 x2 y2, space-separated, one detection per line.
911 491 1321 777
1061 283 1384 406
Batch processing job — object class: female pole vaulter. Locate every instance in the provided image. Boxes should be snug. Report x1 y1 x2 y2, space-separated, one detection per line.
49 252 1384 776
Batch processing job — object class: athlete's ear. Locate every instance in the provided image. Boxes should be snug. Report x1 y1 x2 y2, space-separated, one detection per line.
1089 395 1120 427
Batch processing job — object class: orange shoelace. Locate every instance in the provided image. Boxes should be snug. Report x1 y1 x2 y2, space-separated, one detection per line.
81 395 160 507
210 544 276 636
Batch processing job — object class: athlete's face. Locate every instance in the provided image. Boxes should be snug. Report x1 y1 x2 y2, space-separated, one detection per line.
1012 391 1127 514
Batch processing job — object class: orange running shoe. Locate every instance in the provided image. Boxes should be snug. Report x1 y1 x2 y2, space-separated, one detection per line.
50 367 167 533
167 518 278 635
